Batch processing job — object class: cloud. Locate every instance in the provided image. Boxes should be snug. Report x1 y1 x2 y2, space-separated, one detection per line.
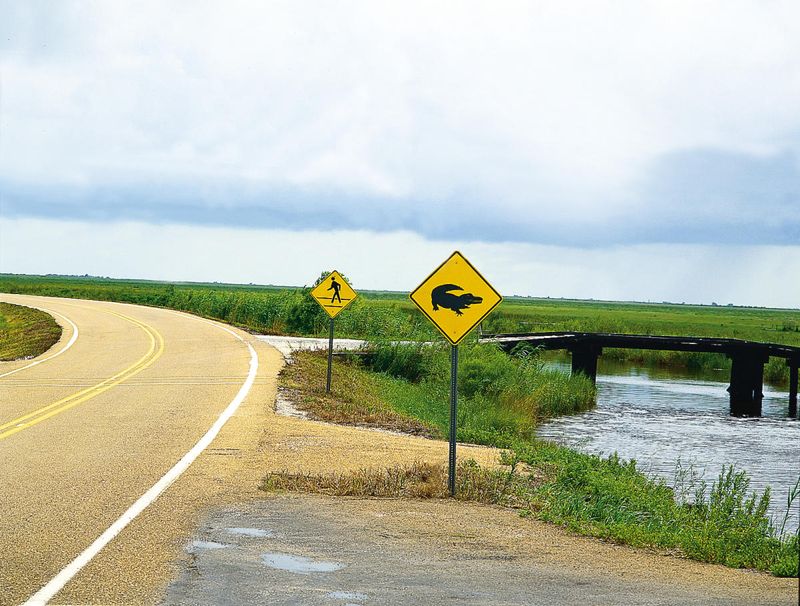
1 1 799 247
630 148 800 243
2 217 798 308
2 146 798 246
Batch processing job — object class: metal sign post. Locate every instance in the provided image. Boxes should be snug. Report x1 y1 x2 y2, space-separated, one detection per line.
448 344 458 496
309 270 358 394
326 317 334 393
409 251 502 497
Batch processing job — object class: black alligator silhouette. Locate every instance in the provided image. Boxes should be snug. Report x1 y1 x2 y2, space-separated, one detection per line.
431 284 483 316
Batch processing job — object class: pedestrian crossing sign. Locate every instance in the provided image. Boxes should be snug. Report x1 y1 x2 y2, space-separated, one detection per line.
310 271 358 318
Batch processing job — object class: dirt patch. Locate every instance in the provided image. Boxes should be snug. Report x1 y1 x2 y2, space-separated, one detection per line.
163 494 797 606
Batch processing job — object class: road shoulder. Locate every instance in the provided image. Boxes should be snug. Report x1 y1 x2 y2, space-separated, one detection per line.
163 494 796 605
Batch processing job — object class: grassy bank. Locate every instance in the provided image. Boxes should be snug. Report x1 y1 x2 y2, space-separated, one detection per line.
2 273 799 383
285 340 596 448
0 302 62 361
365 339 596 446
274 347 799 577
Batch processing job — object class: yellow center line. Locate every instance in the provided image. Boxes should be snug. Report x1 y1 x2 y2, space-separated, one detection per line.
0 308 166 441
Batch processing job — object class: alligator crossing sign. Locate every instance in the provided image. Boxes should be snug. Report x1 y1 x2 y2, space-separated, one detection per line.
410 251 502 345
310 271 358 318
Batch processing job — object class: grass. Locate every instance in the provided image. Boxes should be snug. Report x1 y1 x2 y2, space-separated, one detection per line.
288 340 596 449
365 339 596 447
263 459 537 504
281 352 437 437
3 273 799 383
274 347 799 577
0 302 62 361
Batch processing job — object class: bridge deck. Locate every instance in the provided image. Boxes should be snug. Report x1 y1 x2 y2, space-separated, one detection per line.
482 331 800 361
481 332 799 417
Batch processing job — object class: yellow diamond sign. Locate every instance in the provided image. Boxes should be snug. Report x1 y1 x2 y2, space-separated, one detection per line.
410 251 502 345
310 271 358 318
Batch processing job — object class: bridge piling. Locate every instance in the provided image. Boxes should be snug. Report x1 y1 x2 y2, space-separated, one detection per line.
486 332 800 417
570 344 602 382
727 353 767 417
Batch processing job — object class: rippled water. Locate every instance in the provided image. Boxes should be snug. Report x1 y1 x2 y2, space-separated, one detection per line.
537 358 800 532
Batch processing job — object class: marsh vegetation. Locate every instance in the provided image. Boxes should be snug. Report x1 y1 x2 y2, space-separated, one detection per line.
3 274 798 383
0 302 62 361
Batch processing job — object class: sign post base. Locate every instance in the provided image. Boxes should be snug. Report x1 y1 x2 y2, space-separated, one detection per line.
326 318 334 393
448 344 458 496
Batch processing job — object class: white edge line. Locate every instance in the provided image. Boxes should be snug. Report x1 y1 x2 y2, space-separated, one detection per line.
0 308 79 379
22 321 259 606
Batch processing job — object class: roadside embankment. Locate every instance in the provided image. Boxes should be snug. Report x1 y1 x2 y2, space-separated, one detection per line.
165 332 795 605
271 344 799 578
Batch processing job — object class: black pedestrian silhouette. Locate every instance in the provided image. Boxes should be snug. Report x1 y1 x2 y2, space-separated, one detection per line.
328 277 342 304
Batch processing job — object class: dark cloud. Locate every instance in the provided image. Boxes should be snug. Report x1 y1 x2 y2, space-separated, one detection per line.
2 148 798 247
638 148 799 225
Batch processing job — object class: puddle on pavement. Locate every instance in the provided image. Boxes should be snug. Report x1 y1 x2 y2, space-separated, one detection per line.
326 591 368 602
261 552 345 574
187 540 228 551
225 527 273 537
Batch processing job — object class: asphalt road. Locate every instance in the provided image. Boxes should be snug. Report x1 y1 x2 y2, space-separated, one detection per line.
0 294 279 605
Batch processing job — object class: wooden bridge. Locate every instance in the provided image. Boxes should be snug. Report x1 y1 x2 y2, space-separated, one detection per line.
481 332 800 418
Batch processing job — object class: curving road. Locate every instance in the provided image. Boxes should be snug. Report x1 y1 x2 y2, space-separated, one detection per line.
1 295 795 605
0 294 279 605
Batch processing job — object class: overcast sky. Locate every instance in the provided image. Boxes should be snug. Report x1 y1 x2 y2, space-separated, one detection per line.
1 1 798 306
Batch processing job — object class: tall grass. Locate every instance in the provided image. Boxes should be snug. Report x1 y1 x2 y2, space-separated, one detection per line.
3 273 798 382
521 441 798 575
364 339 596 447
0 274 430 338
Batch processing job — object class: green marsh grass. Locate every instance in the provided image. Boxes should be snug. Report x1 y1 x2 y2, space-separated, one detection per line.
0 302 62 361
363 339 596 446
3 273 798 383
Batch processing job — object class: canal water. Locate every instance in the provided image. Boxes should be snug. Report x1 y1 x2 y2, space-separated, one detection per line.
538 356 800 533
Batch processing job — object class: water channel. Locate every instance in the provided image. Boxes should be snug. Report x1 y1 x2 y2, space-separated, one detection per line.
538 356 800 533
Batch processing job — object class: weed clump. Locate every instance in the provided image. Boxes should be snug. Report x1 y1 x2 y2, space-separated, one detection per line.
262 458 539 506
